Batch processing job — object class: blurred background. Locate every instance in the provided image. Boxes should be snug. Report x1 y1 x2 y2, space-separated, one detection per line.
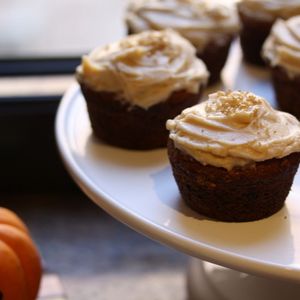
0 0 126 192
0 1 189 299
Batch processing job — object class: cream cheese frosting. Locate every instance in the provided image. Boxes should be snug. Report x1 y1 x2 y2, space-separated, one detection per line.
262 16 300 77
167 90 300 170
126 0 239 50
76 29 208 109
238 0 300 21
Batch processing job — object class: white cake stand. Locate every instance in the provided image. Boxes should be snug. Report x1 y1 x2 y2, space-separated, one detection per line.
55 46 300 299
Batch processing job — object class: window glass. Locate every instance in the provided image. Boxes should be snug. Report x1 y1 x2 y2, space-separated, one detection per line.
0 0 126 58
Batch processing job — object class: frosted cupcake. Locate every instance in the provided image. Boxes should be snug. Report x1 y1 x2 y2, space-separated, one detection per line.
167 91 300 222
76 30 208 150
126 0 239 84
237 0 300 65
262 16 300 120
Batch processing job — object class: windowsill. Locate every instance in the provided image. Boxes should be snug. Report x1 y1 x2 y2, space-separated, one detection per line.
0 74 77 193
0 74 75 99
0 58 80 76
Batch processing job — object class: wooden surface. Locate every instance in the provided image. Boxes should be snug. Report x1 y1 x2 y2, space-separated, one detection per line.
0 75 74 97
1 194 187 300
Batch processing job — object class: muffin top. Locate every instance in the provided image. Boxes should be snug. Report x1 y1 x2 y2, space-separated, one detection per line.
76 30 208 109
166 90 300 170
126 0 239 50
262 16 300 77
238 0 300 21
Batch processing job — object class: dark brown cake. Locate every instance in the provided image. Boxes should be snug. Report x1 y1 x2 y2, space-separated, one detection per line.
262 16 300 120
238 1 300 66
237 3 274 66
81 83 203 150
168 139 300 222
196 35 234 85
77 30 208 150
270 66 300 120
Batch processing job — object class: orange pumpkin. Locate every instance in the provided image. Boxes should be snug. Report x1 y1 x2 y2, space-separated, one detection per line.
0 208 42 300
0 240 28 300
0 207 29 234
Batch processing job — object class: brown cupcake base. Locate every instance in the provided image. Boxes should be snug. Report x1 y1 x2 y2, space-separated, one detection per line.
270 66 300 120
168 140 300 222
196 35 234 85
80 84 203 150
238 4 274 66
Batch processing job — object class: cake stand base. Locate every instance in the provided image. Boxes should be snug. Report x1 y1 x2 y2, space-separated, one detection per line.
187 258 300 300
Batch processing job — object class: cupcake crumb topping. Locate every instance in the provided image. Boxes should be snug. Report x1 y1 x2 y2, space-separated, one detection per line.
126 0 239 50
76 30 208 109
205 91 264 124
167 90 300 170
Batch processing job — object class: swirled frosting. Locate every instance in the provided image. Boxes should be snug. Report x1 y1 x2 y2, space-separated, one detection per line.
262 16 300 77
238 0 300 20
126 0 239 50
167 91 300 170
76 30 208 109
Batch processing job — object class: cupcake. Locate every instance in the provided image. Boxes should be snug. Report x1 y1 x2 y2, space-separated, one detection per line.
76 30 208 150
166 91 300 222
237 0 300 65
126 0 239 84
262 16 300 120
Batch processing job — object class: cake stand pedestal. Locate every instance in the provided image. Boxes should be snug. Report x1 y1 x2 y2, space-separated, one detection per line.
187 259 300 300
55 85 300 300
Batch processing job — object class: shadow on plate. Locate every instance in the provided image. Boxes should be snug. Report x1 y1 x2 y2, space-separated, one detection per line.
150 166 295 265
83 134 169 169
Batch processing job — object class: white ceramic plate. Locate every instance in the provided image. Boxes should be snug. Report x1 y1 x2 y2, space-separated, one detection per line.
55 45 300 282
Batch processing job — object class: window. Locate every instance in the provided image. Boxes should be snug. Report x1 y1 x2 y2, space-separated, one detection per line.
0 0 125 192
